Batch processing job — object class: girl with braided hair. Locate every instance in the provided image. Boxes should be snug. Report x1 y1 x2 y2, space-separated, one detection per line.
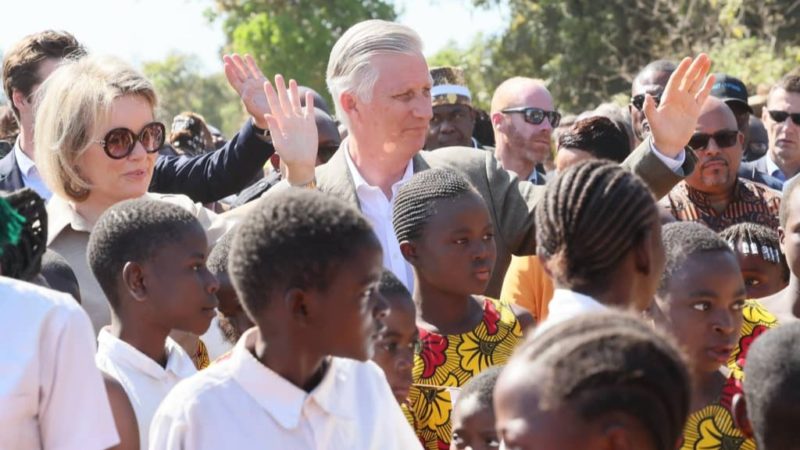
391 168 533 450
720 222 789 299
533 159 666 335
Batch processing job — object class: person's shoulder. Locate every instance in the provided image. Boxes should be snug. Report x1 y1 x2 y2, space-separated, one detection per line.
159 362 232 412
421 146 489 169
739 177 782 199
0 276 79 312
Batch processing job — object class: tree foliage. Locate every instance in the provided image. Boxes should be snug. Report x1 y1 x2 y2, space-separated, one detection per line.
211 0 397 100
443 0 800 114
142 52 245 138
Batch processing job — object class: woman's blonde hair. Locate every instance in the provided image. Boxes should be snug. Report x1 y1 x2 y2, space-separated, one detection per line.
34 54 157 201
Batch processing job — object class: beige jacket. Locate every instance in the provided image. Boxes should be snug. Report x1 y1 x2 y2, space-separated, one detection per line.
46 193 233 334
316 141 696 297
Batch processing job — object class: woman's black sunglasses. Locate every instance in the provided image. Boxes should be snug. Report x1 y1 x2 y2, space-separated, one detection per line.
94 122 166 159
501 107 562 128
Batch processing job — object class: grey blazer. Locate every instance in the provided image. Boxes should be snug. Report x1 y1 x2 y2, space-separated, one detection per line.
315 141 693 297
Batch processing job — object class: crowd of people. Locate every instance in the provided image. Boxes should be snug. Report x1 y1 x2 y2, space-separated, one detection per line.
1 18 799 450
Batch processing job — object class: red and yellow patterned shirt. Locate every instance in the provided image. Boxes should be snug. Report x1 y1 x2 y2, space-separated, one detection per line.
408 298 522 450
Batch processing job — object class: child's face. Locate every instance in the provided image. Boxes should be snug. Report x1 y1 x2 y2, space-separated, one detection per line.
144 226 219 335
451 394 500 450
314 245 387 361
653 251 746 374
736 252 786 299
215 273 254 344
411 192 496 296
781 190 800 281
371 294 418 403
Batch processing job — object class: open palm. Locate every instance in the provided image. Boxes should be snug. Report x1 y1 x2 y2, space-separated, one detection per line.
643 54 715 157
223 54 270 129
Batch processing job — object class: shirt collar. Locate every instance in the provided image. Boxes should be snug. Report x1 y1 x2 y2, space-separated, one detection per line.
45 194 94 245
765 154 786 181
542 289 608 328
342 139 414 196
229 328 357 430
97 327 197 380
13 139 36 177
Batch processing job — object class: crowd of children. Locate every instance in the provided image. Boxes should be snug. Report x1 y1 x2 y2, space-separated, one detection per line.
3 18 800 450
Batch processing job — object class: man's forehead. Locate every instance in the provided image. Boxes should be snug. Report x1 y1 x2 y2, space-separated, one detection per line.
373 52 430 86
632 70 672 95
767 88 800 110
433 103 471 114
697 101 737 131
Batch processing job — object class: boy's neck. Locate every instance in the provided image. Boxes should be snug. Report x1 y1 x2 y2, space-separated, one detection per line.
413 277 483 335
109 316 171 368
251 328 329 392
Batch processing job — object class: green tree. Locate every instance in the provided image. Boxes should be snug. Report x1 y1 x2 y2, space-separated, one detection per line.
142 52 245 138
469 0 800 113
211 0 397 101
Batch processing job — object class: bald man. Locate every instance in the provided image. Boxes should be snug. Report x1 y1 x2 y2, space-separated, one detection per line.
490 78 559 184
660 97 781 231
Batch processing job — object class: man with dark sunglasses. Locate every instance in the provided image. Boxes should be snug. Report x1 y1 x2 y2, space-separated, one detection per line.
738 74 800 191
0 30 274 205
490 77 557 185
629 60 677 147
661 97 781 232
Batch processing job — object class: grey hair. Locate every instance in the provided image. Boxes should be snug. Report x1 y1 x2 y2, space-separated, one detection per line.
326 20 423 129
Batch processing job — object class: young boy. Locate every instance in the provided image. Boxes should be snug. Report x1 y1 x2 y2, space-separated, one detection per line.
494 313 690 450
371 270 419 405
762 176 800 322
206 229 253 348
652 222 775 449
87 199 220 450
734 323 800 450
720 222 788 299
150 189 421 449
450 366 502 450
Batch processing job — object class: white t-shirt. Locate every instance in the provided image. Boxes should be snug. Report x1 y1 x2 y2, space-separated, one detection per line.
96 328 197 450
0 277 119 450
149 328 422 450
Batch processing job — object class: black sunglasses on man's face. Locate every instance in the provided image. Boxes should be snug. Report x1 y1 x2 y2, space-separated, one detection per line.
501 107 561 128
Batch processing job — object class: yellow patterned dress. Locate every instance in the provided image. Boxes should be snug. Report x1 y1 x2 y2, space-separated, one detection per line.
679 300 777 450
408 298 522 450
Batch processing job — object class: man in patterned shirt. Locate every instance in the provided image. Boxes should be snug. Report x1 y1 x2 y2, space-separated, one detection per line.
661 97 781 232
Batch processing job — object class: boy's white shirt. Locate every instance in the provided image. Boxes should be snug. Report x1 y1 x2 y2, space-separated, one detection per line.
0 277 119 450
96 327 197 450
149 328 422 450
534 288 608 336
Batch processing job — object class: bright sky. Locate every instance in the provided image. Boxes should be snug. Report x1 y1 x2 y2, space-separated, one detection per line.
1 0 508 77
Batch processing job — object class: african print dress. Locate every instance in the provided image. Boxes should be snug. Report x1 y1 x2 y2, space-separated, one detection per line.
679 300 777 450
408 298 522 450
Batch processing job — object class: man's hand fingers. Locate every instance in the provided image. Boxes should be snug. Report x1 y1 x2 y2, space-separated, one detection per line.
664 56 692 97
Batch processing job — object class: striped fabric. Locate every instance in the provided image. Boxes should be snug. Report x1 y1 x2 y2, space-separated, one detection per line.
661 178 781 232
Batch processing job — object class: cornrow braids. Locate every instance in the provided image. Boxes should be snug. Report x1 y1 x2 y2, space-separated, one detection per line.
0 188 47 281
511 313 690 450
535 159 657 289
720 223 788 280
392 168 478 243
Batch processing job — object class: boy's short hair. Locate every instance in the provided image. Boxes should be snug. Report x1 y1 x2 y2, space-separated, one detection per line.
513 313 689 450
557 116 630 163
87 199 203 309
40 249 80 301
659 222 733 293
458 365 503 411
744 323 800 450
378 270 411 299
228 189 380 319
207 228 236 275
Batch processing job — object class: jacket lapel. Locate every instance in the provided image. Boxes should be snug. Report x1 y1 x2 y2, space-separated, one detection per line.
316 139 360 208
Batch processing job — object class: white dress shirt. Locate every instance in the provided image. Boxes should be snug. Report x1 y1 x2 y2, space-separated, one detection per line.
14 140 52 201
96 328 197 450
149 328 422 450
534 288 608 336
0 277 119 450
343 145 416 291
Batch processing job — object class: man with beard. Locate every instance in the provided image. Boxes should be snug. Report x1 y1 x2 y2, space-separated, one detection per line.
660 97 781 232
424 66 480 150
490 77 558 185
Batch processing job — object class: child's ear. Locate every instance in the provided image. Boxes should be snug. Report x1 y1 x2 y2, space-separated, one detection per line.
732 393 754 439
122 262 147 302
399 241 418 264
284 287 312 325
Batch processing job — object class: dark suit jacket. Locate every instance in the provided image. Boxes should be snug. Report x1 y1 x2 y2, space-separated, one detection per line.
316 140 694 297
738 155 784 191
0 120 273 203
